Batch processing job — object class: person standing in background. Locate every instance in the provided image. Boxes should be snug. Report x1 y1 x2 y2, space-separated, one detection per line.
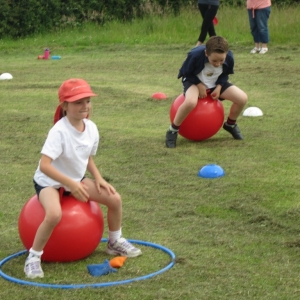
195 0 220 47
247 0 271 54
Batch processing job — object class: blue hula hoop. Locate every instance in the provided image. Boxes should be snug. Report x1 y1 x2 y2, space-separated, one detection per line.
0 238 175 289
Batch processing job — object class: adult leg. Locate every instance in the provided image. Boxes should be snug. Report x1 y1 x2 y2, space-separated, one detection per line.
206 5 218 37
248 9 261 53
197 4 218 44
255 7 271 53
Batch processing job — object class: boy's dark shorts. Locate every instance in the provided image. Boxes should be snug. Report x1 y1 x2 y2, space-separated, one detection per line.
182 80 233 101
33 178 85 199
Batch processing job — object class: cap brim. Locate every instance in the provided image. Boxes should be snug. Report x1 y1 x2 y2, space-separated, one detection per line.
62 92 97 103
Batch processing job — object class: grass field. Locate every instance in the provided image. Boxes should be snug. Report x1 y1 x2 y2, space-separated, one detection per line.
1 4 300 300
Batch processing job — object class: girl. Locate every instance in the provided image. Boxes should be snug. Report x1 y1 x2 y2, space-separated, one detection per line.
247 0 271 54
25 78 141 279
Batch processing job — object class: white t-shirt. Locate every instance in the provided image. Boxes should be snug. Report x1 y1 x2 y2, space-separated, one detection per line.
197 62 223 89
34 116 99 190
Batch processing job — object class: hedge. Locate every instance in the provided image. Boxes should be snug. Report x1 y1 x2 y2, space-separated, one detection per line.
0 0 296 38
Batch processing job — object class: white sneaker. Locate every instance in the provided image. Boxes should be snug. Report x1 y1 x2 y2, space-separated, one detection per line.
250 47 261 54
259 47 268 54
106 237 142 257
24 256 44 279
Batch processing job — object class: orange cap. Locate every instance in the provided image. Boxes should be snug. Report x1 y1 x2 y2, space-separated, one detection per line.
54 78 96 124
58 78 97 103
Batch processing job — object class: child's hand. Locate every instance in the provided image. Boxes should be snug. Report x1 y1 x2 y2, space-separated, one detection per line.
95 178 116 195
197 83 207 98
70 181 89 202
211 92 220 100
211 85 221 100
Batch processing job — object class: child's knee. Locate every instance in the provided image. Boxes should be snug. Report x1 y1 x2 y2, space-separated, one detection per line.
110 193 122 210
183 97 198 110
235 92 248 107
241 93 248 105
114 193 122 206
45 210 62 227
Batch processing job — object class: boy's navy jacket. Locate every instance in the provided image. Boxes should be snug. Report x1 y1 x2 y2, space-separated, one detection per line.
177 45 234 86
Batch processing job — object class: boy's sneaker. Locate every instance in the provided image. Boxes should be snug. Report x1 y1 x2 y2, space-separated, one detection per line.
24 256 44 279
223 123 243 140
106 237 142 257
259 47 268 54
250 47 261 54
166 130 178 148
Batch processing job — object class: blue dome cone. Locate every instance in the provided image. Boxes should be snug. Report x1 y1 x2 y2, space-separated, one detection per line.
198 164 225 178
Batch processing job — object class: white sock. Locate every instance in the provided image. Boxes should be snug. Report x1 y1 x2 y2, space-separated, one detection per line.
169 125 179 132
28 248 43 259
108 229 122 243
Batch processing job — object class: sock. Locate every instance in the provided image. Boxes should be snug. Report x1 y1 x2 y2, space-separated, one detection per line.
169 123 180 132
226 118 236 127
28 248 43 259
108 229 122 244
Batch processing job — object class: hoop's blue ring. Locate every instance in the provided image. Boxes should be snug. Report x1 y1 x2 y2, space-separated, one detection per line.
0 238 175 289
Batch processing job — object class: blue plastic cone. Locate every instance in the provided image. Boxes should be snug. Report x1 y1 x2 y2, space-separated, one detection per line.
198 164 225 178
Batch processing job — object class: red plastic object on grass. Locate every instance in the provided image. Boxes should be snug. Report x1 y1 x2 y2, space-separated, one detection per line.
170 93 224 141
18 194 104 262
152 92 167 100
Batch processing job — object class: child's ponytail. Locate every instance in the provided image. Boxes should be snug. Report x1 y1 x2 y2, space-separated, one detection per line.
53 104 63 124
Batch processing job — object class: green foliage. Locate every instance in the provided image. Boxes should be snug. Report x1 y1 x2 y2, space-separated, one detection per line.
0 0 143 38
220 0 244 7
2 0 297 39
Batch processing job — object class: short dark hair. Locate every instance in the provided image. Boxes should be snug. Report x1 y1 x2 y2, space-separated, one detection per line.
206 36 229 55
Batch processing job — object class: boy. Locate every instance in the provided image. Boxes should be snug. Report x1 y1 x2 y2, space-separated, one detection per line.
166 36 248 148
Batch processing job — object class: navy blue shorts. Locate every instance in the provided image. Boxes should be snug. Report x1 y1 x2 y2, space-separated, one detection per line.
33 178 85 199
182 80 233 101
